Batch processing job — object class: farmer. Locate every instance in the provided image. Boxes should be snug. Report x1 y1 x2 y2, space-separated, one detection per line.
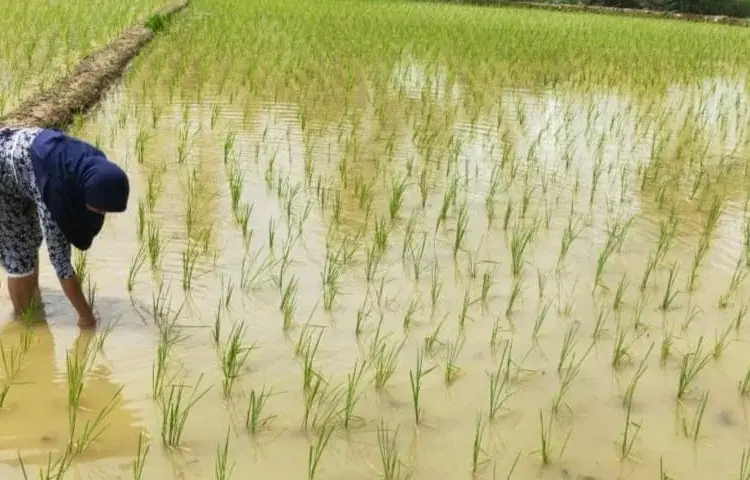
0 127 129 328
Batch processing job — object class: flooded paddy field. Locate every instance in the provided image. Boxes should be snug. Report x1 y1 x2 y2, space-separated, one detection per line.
3 0 750 478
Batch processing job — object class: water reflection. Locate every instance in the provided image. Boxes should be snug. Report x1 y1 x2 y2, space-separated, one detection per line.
0 314 143 468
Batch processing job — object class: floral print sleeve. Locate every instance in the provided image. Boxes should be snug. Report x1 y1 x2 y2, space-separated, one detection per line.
34 192 75 280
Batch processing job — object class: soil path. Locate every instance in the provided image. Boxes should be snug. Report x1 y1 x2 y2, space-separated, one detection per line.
0 1 188 130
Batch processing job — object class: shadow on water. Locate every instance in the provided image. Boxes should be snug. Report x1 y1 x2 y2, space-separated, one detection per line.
0 299 145 470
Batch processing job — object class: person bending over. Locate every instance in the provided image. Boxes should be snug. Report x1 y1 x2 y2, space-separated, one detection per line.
0 127 129 328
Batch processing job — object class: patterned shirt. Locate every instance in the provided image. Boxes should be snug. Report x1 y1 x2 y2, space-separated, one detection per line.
0 127 75 279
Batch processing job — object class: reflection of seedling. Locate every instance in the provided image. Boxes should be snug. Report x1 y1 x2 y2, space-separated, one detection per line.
69 386 124 456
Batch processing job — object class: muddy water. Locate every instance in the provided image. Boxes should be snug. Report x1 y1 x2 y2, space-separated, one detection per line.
1 66 750 480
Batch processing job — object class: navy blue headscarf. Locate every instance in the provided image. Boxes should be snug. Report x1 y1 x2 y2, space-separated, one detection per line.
30 129 129 251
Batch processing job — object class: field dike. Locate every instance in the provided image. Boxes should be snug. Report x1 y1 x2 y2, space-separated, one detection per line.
504 1 750 26
0 1 188 130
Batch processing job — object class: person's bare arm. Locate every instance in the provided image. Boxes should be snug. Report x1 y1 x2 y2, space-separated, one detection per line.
34 196 96 327
61 276 96 327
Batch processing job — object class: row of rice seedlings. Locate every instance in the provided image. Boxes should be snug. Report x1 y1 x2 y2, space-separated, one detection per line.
95 8 750 476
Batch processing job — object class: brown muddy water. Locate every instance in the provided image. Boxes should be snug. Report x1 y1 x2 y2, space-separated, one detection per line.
1 67 750 480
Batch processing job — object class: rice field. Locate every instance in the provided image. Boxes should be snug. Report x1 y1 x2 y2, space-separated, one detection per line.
4 0 750 478
0 0 171 116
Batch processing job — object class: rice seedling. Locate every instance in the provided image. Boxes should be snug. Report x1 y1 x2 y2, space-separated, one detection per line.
215 428 235 480
620 390 642 460
303 374 344 431
73 250 89 286
321 248 343 311
531 300 552 342
240 247 277 292
429 262 443 314
409 347 435 425
370 329 404 390
611 325 636 369
343 360 367 429
181 239 202 291
471 412 490 475
488 346 514 421
405 233 428 282
146 220 165 270
219 321 256 397
537 408 571 465
160 375 211 448
735 303 749 332
677 337 712 399
127 242 148 292
613 273 628 311
552 342 593 414
680 390 710 442
377 420 409 480
719 257 747 309
20 450 75 480
557 215 583 269
741 447 750 480
623 343 654 409
445 334 465 384
639 254 658 293
660 261 679 311
688 237 710 292
388 173 408 220
299 326 324 393
453 201 469 258
132 433 150 480
307 424 335 480
280 275 300 330
458 289 471 331
246 385 276 434
505 278 524 318
66 338 96 412
591 306 609 342
713 320 735 359
509 223 535 278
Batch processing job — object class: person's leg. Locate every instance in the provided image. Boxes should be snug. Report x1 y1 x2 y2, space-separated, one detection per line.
3 200 43 318
7 272 39 316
